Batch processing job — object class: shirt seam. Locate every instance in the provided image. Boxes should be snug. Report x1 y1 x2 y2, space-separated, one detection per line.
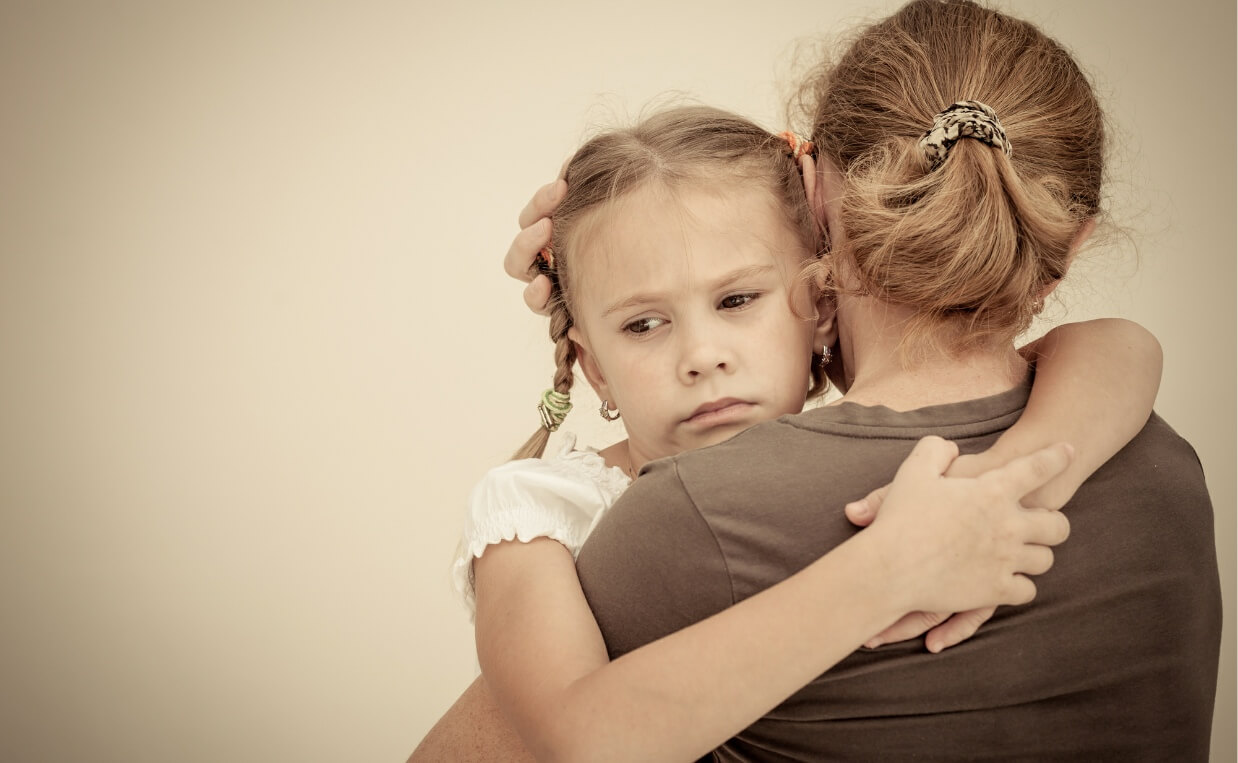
672 458 739 607
778 409 1025 439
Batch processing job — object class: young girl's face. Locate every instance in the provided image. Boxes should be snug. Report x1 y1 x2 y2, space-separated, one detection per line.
567 179 832 469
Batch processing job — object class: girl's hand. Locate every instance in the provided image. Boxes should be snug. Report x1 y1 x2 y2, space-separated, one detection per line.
847 483 993 652
859 436 1072 628
844 444 1063 652
504 178 566 315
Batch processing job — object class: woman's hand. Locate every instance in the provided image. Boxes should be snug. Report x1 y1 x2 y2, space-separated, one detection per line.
855 437 1072 647
504 178 566 315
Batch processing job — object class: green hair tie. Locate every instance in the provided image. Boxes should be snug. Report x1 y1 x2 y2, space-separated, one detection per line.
537 389 573 432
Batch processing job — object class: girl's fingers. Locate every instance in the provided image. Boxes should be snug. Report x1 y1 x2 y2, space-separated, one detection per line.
1016 544 1056 577
844 484 889 527
988 442 1074 498
1004 574 1038 607
522 276 553 315
517 179 567 229
1020 508 1071 547
894 436 959 482
504 218 552 282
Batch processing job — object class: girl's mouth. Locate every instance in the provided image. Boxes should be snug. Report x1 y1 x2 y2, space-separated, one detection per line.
684 398 754 426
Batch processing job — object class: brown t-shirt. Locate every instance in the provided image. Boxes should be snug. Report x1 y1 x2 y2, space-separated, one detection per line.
575 384 1222 761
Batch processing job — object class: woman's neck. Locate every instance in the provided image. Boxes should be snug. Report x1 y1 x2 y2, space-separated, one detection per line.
835 294 1028 411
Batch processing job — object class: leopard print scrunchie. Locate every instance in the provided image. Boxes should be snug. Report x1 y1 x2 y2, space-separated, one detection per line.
919 100 1011 170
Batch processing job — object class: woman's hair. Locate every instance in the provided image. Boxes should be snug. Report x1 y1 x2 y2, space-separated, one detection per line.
804 0 1105 353
514 105 826 460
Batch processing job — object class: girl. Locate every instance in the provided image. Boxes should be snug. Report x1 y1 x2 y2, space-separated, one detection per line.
412 106 1161 760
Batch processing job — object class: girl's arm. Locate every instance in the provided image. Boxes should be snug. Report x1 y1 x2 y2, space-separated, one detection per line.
997 317 1162 508
455 438 1071 763
849 318 1162 521
848 318 1162 652
408 675 534 762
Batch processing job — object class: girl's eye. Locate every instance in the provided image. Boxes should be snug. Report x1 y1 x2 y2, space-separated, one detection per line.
719 293 759 310
623 316 667 335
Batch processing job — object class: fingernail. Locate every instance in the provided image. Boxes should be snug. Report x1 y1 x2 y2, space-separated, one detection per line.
865 638 882 649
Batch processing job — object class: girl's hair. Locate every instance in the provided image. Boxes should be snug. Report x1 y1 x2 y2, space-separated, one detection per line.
804 0 1104 353
514 105 826 460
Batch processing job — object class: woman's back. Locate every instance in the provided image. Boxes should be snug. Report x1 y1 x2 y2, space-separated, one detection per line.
576 387 1221 760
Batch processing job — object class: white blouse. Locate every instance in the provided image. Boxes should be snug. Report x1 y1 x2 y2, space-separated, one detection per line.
451 433 632 617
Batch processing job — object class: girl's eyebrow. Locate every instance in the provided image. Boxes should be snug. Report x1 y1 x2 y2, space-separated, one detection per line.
600 264 776 318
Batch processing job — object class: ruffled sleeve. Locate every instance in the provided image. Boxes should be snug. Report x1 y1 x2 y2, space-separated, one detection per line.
451 434 631 617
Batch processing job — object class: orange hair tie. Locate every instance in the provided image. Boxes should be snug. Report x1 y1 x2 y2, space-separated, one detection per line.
779 131 815 160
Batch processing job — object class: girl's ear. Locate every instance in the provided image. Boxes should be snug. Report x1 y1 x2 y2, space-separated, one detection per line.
814 293 849 393
812 292 839 351
568 326 611 402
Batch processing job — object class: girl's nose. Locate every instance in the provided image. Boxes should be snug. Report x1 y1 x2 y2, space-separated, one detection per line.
676 320 736 383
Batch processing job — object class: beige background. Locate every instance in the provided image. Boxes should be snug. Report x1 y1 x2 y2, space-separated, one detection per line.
0 1 1232 761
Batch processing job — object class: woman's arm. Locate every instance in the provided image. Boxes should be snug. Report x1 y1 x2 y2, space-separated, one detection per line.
462 438 1071 763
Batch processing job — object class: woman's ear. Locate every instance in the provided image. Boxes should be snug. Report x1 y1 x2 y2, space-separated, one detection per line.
818 158 845 245
1071 217 1098 253
1039 218 1098 300
804 154 847 253
800 153 819 216
568 326 611 403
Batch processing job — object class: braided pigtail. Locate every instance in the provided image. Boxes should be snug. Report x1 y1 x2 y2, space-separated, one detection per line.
512 261 578 460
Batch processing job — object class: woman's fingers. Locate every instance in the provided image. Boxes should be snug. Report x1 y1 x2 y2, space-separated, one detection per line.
924 607 997 653
506 178 566 284
522 276 553 316
517 178 566 229
504 218 552 282
864 611 948 649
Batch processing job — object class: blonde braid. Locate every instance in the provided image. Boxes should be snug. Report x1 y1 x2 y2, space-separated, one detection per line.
512 293 578 460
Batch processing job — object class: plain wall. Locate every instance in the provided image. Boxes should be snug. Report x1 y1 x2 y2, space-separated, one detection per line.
0 1 1232 760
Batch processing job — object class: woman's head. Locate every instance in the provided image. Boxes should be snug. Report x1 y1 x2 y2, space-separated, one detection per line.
515 106 836 463
804 0 1104 353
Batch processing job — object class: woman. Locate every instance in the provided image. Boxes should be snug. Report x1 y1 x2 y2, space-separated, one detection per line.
417 1 1219 759
568 1 1221 759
